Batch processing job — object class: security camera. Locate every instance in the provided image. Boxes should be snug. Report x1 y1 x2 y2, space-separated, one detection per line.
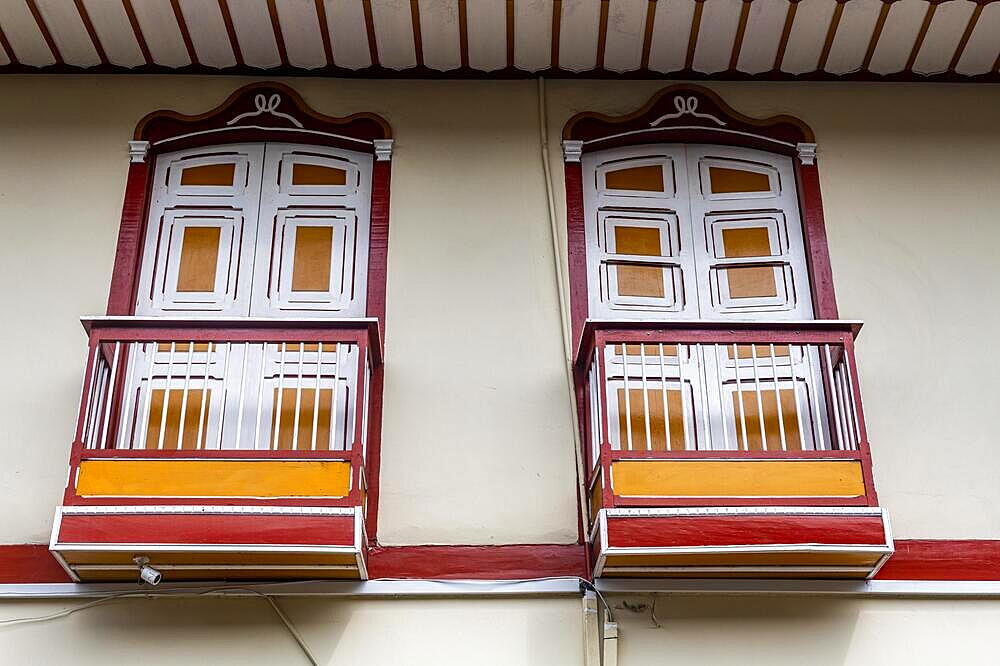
133 556 162 586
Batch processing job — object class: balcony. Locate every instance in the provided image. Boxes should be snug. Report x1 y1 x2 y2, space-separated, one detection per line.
577 320 892 579
51 317 380 582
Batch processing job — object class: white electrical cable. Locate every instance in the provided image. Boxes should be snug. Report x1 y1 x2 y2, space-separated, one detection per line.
537 76 590 556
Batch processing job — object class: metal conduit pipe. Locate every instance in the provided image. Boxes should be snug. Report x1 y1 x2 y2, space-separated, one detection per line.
536 77 591 576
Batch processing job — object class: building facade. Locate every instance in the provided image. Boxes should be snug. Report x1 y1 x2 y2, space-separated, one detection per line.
1 1 999 664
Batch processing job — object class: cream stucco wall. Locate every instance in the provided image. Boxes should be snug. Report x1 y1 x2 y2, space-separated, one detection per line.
0 596 583 664
2 595 999 664
0 76 999 544
609 595 1000 665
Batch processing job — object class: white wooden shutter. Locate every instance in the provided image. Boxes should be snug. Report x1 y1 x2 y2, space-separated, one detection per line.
582 145 699 319
136 144 265 317
251 143 373 318
685 145 813 320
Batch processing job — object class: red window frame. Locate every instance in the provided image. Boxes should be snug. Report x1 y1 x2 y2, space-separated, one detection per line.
561 83 837 346
102 81 393 538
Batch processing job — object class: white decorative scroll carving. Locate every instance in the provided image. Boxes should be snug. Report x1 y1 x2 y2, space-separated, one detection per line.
562 140 584 163
373 139 394 161
650 96 727 127
796 142 817 165
227 93 304 129
128 140 150 163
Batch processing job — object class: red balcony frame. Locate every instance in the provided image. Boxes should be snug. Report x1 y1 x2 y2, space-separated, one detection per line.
576 319 879 515
63 316 382 510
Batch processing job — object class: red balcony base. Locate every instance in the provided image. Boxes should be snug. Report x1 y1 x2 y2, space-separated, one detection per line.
50 506 367 582
591 507 893 579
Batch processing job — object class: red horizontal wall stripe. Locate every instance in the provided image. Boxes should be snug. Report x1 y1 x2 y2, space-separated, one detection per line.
0 545 72 583
57 514 355 547
606 516 888 548
873 540 1000 581
2 540 999 584
367 545 588 580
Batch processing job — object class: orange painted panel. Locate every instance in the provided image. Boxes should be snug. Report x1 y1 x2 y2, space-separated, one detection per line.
726 266 778 298
708 166 770 194
291 226 333 292
604 551 882 567
74 567 361 582
617 265 664 297
144 388 212 450
611 460 866 497
616 387 687 451
605 164 664 192
615 226 662 256
63 550 359 566
270 387 335 451
590 473 603 520
180 163 236 186
176 227 221 292
721 227 772 258
732 388 802 452
292 163 347 186
76 460 351 497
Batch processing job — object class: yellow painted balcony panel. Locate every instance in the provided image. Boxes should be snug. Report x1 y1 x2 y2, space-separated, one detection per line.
75 459 352 498
611 459 866 498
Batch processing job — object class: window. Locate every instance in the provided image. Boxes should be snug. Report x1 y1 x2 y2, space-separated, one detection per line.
119 141 373 451
583 144 812 321
581 145 830 450
137 142 372 318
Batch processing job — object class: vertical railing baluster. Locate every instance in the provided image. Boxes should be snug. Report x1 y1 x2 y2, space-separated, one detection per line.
789 344 807 451
770 344 787 452
824 344 846 450
99 342 122 450
234 341 249 449
85 363 105 449
842 344 862 450
214 342 231 450
733 343 748 451
312 342 322 451
678 344 693 450
639 344 652 450
253 343 267 450
804 345 826 451
139 343 156 450
177 342 195 450
589 351 601 460
714 343 731 451
156 342 175 450
79 342 101 448
329 344 342 451
621 344 633 451
272 342 286 450
749 345 767 451
697 344 713 450
293 342 305 450
658 343 672 452
196 342 212 450
117 343 137 450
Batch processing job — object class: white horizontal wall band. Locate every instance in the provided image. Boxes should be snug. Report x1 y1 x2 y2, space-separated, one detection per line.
52 544 360 555
596 578 1000 598
602 545 892 557
0 579 586 599
58 505 356 517
605 506 886 518
2 578 1000 599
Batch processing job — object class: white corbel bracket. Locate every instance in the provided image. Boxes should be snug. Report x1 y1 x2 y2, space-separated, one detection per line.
128 140 150 164
796 142 817 166
562 140 583 163
373 139 394 162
